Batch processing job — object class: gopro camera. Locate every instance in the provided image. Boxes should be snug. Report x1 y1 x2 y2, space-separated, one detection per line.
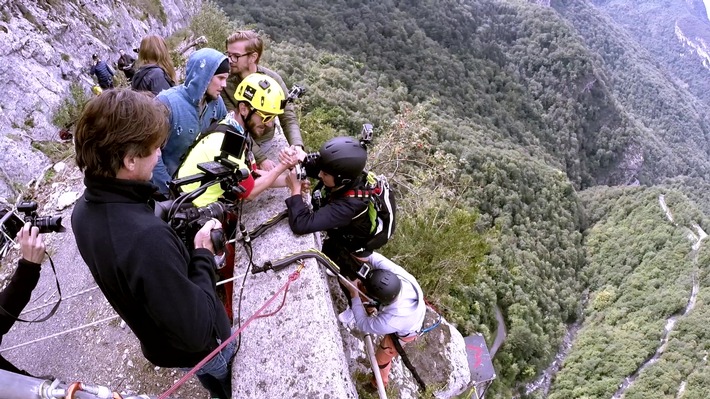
356 262 371 280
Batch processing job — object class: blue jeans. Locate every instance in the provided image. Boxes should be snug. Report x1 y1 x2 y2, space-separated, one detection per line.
183 339 236 399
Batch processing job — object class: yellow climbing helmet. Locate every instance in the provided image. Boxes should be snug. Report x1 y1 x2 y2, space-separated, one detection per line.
234 73 285 115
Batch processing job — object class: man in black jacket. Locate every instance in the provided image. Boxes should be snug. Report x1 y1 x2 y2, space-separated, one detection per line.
71 89 233 399
90 54 114 90
117 49 136 81
0 223 46 376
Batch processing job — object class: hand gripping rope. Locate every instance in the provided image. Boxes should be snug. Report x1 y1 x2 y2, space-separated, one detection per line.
156 262 305 399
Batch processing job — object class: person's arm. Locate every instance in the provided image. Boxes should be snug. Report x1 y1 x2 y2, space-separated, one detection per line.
266 69 303 147
0 223 44 335
285 190 367 235
250 140 270 168
350 296 398 335
129 223 223 353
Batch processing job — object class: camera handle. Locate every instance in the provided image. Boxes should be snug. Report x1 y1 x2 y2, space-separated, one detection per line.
211 228 226 255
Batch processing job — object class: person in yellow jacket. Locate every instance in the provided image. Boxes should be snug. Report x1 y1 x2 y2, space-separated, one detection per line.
175 73 300 207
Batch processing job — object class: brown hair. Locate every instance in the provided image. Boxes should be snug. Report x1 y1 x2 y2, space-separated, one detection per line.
136 35 177 82
74 89 169 178
225 30 264 63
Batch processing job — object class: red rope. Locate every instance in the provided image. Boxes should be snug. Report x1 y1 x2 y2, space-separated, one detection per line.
158 268 302 399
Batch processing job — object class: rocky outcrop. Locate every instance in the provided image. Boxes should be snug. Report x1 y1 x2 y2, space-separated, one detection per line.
675 15 710 69
0 0 200 201
528 0 551 7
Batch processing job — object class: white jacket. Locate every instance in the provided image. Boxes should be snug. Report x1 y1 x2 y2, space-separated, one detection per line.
351 252 426 337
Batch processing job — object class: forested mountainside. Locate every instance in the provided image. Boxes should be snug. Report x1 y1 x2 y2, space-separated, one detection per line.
215 0 710 397
590 0 710 107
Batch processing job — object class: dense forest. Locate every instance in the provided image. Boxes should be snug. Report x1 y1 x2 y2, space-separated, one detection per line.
206 0 710 397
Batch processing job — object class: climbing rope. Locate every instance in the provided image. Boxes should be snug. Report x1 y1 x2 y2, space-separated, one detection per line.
157 263 305 399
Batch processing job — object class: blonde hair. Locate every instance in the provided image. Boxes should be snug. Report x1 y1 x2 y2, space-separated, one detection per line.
225 30 264 63
137 35 177 82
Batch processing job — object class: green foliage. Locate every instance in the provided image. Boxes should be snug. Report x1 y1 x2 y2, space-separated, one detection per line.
126 0 167 24
549 186 701 399
31 141 74 163
189 0 241 51
52 83 91 129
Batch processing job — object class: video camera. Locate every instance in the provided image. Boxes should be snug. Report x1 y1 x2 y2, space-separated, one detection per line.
168 116 250 200
155 200 230 258
1 201 65 237
159 116 252 261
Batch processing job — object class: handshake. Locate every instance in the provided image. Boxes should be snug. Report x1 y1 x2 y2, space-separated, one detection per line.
279 146 321 180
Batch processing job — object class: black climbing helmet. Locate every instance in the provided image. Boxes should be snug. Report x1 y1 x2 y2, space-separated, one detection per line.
318 136 367 185
364 269 401 306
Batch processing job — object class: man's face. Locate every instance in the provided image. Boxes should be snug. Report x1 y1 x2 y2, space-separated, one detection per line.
206 73 229 101
239 103 275 138
132 146 161 181
226 41 255 75
319 170 336 188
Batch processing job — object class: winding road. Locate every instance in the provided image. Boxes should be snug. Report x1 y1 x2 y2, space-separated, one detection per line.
610 195 705 399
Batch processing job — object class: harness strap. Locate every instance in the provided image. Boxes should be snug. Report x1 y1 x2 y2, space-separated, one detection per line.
390 333 427 392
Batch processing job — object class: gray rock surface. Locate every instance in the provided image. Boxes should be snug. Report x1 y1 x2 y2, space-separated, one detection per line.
0 0 200 201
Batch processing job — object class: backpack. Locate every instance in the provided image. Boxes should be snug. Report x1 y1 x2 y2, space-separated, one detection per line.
344 172 397 251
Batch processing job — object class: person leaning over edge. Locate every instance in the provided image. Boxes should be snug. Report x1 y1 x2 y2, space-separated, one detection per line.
283 136 375 280
221 30 303 170
0 223 47 377
71 89 233 399
151 48 230 197
343 252 426 389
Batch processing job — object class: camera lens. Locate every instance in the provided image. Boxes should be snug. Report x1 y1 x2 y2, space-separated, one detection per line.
34 216 64 234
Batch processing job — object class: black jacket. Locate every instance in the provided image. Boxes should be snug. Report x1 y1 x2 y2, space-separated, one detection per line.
90 60 113 85
71 177 230 368
0 259 40 375
131 64 174 96
286 172 372 253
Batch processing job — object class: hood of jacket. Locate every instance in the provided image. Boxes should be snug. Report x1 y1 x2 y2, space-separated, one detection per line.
182 48 227 106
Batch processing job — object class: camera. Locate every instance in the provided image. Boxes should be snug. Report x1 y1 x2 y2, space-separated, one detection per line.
293 152 321 181
360 123 373 146
356 262 371 280
0 201 64 259
156 200 229 258
14 201 65 234
169 118 251 199
285 84 306 105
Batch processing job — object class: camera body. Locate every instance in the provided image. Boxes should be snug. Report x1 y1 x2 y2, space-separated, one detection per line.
157 200 229 257
360 123 373 146
286 84 306 104
294 152 321 181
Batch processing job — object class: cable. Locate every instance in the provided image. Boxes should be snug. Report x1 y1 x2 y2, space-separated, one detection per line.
157 265 304 399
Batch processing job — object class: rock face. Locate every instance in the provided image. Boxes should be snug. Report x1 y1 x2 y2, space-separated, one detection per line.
0 0 200 201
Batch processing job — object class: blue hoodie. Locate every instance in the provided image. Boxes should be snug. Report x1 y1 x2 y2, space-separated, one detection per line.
152 48 228 194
